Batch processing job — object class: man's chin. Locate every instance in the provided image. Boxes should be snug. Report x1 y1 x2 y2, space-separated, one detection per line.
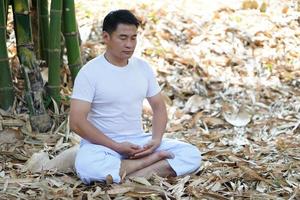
122 54 133 59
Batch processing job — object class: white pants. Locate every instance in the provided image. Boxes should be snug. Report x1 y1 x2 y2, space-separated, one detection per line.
75 133 201 184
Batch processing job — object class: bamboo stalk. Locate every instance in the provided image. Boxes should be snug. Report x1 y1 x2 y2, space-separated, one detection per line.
12 0 51 132
38 0 49 62
47 0 62 105
4 0 9 18
30 0 40 59
0 0 14 110
63 0 82 83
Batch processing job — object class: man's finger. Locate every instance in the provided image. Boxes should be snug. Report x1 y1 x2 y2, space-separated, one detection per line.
143 141 154 149
132 147 145 155
131 144 141 149
133 148 153 158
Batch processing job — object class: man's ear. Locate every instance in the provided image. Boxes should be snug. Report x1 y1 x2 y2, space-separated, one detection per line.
102 31 110 43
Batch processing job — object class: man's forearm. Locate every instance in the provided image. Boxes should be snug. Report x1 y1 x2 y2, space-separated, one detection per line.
151 105 168 141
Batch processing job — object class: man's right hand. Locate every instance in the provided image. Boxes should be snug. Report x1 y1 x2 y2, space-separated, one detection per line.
115 142 143 158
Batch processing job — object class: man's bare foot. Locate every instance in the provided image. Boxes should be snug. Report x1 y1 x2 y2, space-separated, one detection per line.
120 151 174 176
128 159 176 178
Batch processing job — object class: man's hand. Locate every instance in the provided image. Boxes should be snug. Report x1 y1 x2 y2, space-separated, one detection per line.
116 142 143 158
132 139 161 159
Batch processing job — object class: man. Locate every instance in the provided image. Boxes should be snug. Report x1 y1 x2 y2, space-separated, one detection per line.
70 9 201 184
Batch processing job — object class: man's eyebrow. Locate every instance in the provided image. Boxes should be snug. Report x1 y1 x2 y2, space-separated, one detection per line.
119 34 137 37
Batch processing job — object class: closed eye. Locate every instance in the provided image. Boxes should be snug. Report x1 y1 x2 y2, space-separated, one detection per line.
120 36 127 40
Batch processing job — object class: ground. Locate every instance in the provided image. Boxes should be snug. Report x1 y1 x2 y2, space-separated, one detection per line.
0 0 300 199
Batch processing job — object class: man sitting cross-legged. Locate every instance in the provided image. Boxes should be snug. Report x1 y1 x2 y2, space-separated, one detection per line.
70 9 201 184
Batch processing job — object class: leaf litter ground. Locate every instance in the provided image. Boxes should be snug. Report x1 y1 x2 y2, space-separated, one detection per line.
1 0 300 199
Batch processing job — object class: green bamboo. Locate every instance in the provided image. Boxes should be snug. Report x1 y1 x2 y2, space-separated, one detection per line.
4 0 9 17
63 0 82 82
0 0 14 110
30 0 40 59
12 0 51 131
47 0 62 105
4 0 10 26
38 0 49 62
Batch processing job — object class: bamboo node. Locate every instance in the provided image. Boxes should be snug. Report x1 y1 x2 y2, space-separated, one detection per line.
0 57 9 62
68 63 82 69
14 11 31 15
47 85 60 89
17 43 34 50
50 9 62 13
47 49 61 53
0 87 14 92
63 32 78 36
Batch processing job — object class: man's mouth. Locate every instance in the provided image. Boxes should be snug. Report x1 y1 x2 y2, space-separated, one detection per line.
123 51 133 54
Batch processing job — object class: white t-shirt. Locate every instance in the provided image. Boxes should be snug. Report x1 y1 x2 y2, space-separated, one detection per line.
71 55 161 142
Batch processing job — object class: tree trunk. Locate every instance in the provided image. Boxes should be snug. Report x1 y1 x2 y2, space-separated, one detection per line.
0 0 15 110
63 0 82 83
47 0 62 105
12 0 51 132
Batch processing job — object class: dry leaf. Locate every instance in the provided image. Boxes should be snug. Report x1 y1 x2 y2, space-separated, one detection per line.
222 104 252 127
202 117 226 127
0 129 22 145
22 151 50 173
129 177 152 186
184 95 210 113
242 0 259 10
238 164 274 186
22 145 79 173
2 1 300 199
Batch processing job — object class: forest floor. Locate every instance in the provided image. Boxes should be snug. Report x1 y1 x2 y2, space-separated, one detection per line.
1 0 300 199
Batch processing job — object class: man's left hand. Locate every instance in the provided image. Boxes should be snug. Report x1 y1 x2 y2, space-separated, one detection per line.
131 139 161 158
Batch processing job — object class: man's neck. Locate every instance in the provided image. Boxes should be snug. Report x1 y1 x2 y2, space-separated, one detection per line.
104 52 128 67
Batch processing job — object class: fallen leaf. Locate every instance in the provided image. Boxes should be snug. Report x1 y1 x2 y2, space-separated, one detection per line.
222 104 252 127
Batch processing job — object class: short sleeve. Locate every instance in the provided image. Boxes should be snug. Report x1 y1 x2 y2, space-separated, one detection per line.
71 71 95 102
145 63 161 97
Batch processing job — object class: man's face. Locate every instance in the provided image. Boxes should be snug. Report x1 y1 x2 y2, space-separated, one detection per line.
103 24 137 61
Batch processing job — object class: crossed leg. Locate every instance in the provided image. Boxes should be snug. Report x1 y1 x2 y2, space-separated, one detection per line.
128 160 175 178
75 137 201 184
119 151 176 178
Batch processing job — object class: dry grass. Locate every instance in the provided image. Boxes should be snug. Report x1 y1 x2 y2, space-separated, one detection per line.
1 0 300 199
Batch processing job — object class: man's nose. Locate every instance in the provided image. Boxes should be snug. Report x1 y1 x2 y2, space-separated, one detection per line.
125 39 135 48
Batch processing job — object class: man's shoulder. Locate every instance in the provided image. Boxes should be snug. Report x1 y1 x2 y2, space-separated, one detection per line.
130 55 146 64
82 55 104 70
77 55 105 77
130 56 151 70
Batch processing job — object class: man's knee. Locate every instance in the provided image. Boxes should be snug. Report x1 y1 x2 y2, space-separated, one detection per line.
187 144 202 171
75 158 92 184
172 142 202 174
75 148 122 184
75 153 98 184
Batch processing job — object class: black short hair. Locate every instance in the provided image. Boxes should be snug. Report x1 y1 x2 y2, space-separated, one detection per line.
102 9 140 34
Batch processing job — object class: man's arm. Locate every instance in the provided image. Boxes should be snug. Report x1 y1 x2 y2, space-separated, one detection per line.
69 99 142 156
147 92 168 141
133 92 167 158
